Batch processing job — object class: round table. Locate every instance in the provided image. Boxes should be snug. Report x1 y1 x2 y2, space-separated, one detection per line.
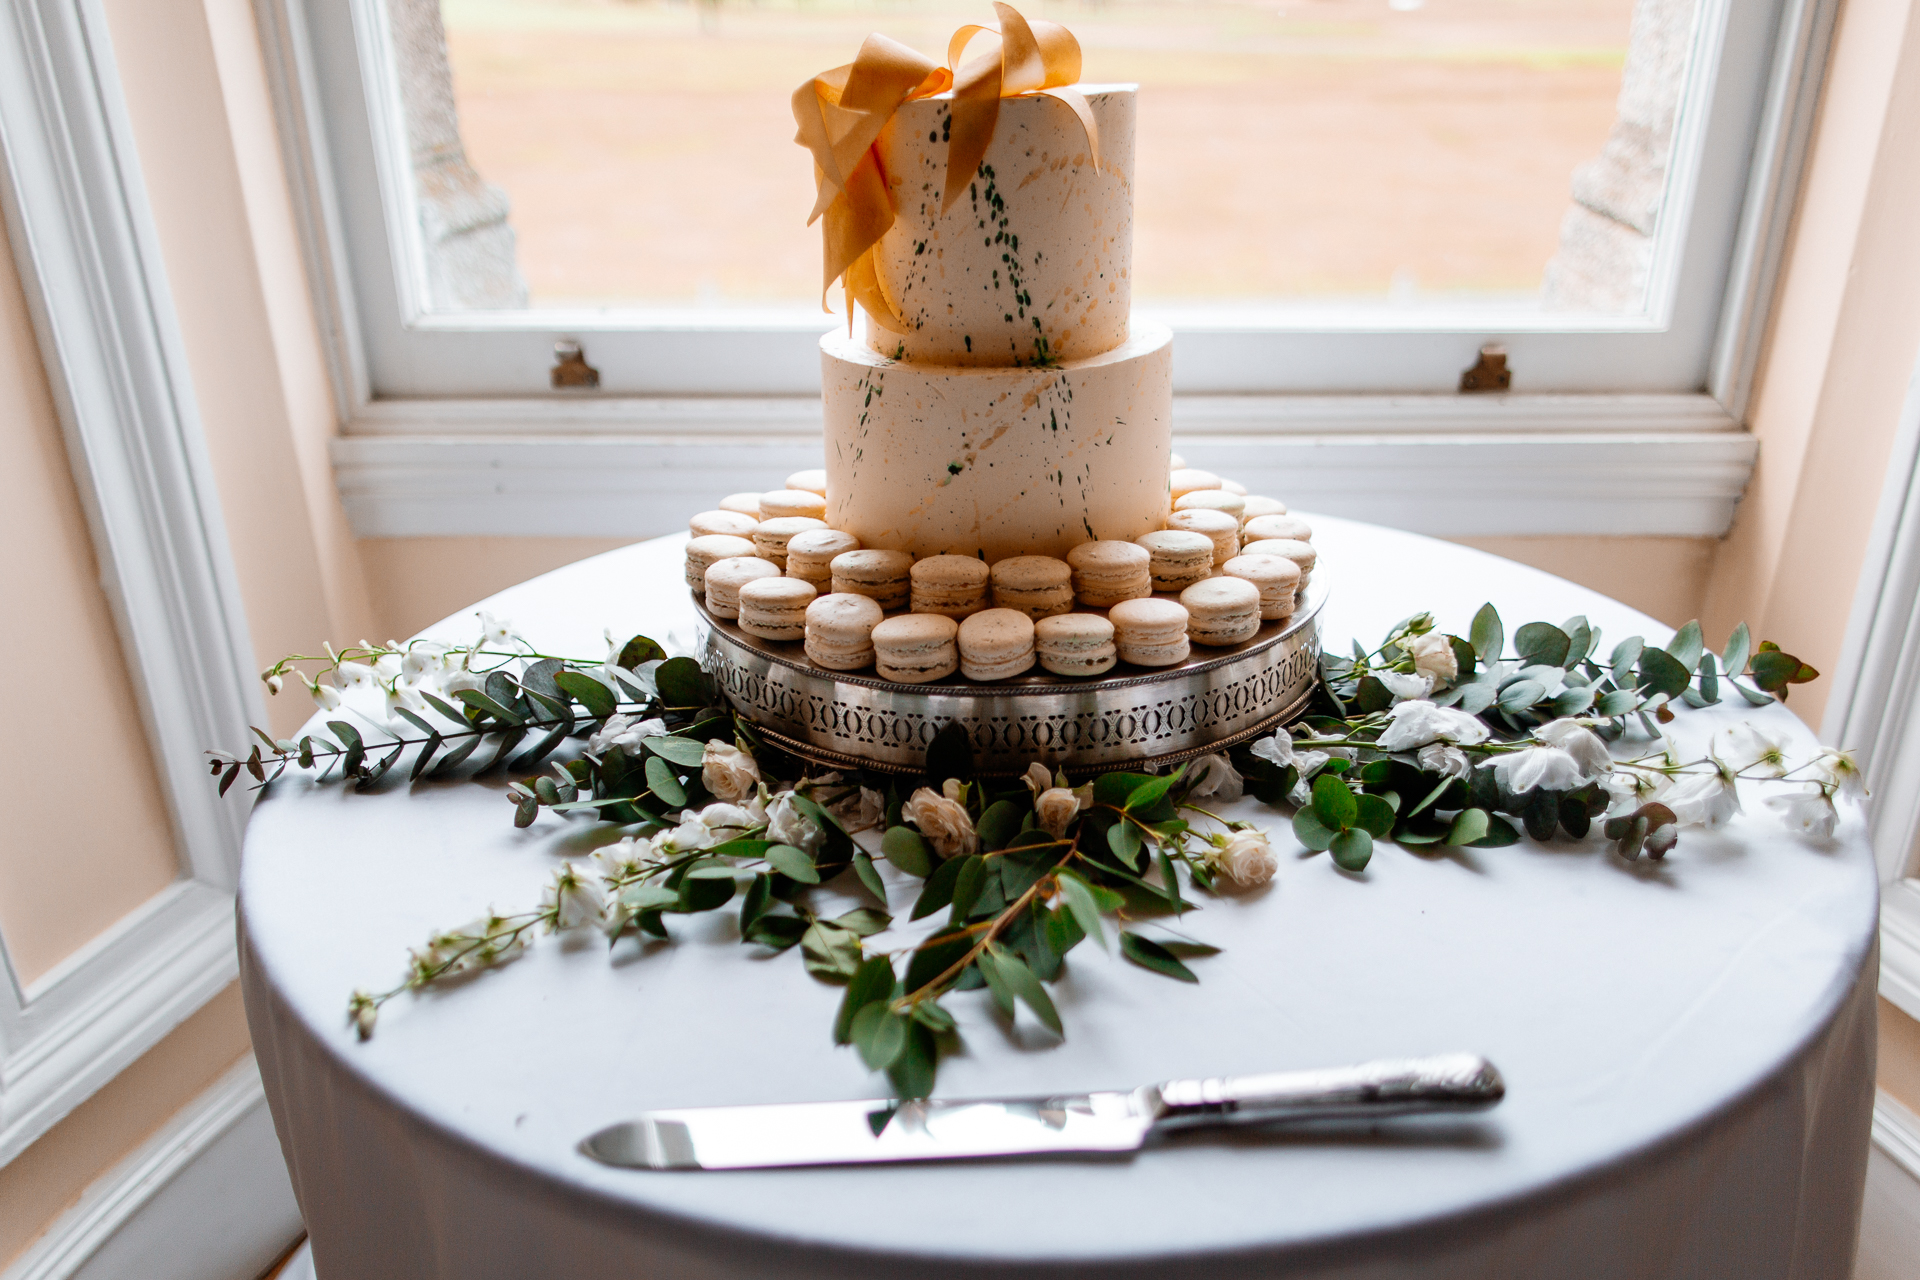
241 518 1878 1280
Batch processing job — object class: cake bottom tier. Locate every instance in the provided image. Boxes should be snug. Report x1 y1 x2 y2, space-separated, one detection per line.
821 323 1172 563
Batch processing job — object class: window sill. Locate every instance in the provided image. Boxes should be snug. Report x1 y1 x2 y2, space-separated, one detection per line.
332 391 1756 540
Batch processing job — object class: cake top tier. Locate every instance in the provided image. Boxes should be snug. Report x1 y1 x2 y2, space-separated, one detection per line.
794 4 1132 365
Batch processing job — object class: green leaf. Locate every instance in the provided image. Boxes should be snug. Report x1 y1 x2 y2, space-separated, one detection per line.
1497 679 1545 713
904 929 973 992
676 866 736 913
1667 620 1705 673
410 734 443 781
1721 622 1752 679
1352 793 1397 838
1732 679 1775 706
852 1003 909 1070
853 851 887 902
455 689 523 725
1054 870 1109 951
642 735 707 767
326 720 362 750
989 945 1063 1034
1119 932 1199 983
801 922 863 981
643 755 686 808
887 1021 937 1100
1696 651 1720 704
1551 684 1596 717
618 635 668 668
745 913 807 950
620 883 680 913
882 826 935 878
1467 814 1523 847
909 855 965 920
948 855 987 919
1124 767 1185 813
834 958 893 1044
1445 807 1491 846
655 656 709 708
1596 688 1640 717
975 949 1017 1019
1513 622 1571 668
1292 806 1338 852
738 873 772 933
830 907 891 937
1312 774 1357 831
1456 681 1499 715
1637 647 1691 698
552 670 616 718
1562 617 1592 664
1610 636 1644 686
765 843 820 884
911 1001 955 1034
1329 828 1373 871
1093 771 1156 808
976 800 1024 851
1107 820 1145 869
1469 603 1504 661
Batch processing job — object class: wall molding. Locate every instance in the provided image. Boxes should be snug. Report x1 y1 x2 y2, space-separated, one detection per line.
333 392 1756 540
0 0 259 1160
1872 1088 1920 1186
1 1056 302 1280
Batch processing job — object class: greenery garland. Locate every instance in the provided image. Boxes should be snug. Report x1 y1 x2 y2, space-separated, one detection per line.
216 606 1852 1099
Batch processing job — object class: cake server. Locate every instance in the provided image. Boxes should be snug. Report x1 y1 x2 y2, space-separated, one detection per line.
579 1052 1504 1171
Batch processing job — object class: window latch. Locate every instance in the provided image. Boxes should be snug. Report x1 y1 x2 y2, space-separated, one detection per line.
1459 344 1510 393
551 339 600 389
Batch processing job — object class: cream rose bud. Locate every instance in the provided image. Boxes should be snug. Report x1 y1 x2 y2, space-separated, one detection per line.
1035 787 1084 837
1408 630 1458 682
766 791 826 857
904 787 979 859
1212 830 1278 890
702 740 761 802
1023 761 1054 798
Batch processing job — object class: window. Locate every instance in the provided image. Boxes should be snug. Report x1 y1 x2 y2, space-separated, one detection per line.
287 0 1824 400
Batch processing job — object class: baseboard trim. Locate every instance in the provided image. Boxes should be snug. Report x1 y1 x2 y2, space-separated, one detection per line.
2 1055 302 1280
1873 1089 1920 1185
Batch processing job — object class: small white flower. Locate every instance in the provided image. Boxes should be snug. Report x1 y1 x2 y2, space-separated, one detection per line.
663 814 717 852
1210 829 1278 890
542 863 607 931
1810 748 1867 799
1250 731 1296 770
1374 700 1492 753
1602 767 1670 817
1185 753 1244 802
442 668 487 698
1375 669 1435 703
701 740 761 803
1034 786 1087 837
1661 764 1742 829
1718 722 1792 778
587 713 668 756
308 676 342 712
697 802 759 834
1407 631 1458 683
1533 718 1612 779
477 612 516 648
590 836 652 881
766 790 826 856
336 661 378 690
374 653 404 681
1284 750 1331 807
1765 785 1838 839
1491 746 1584 795
903 786 978 859
1417 742 1473 780
265 673 284 696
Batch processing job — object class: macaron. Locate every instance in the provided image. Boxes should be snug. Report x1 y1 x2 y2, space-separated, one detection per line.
1222 553 1301 620
758 489 830 521
831 549 914 610
1034 614 1117 677
1174 490 1246 521
1221 479 1248 496
685 534 757 592
1136 530 1216 592
1066 540 1152 607
1169 468 1222 502
785 469 829 496
1240 495 1288 525
1180 577 1262 647
737 577 817 642
990 556 1074 619
1168 451 1189 470
911 555 991 618
1109 598 1191 668
719 493 763 518
804 593 884 671
1240 538 1317 583
689 509 759 539
958 609 1036 681
753 516 828 568
872 614 959 684
785 529 860 589
1166 508 1240 566
704 556 781 620
1243 513 1314 544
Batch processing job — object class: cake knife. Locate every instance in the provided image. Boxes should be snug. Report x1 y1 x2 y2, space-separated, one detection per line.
580 1052 1504 1171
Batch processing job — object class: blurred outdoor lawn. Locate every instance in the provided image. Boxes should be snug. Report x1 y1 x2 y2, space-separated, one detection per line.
439 0 1635 306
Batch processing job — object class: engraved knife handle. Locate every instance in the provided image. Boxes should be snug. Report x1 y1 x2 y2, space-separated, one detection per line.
1148 1053 1505 1129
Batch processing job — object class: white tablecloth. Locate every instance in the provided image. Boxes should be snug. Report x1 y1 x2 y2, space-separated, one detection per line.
241 518 1878 1279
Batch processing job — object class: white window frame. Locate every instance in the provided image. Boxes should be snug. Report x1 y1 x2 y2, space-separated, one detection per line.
0 0 260 1163
261 0 1837 540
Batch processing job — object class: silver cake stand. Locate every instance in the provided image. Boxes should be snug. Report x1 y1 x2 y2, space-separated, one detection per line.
695 582 1326 776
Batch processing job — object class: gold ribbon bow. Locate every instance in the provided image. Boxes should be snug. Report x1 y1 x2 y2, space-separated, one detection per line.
792 3 1099 333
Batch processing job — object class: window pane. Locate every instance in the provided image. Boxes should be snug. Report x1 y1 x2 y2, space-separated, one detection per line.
434 0 1644 310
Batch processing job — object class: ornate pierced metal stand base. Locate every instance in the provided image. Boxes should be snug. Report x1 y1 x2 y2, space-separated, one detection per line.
696 582 1325 776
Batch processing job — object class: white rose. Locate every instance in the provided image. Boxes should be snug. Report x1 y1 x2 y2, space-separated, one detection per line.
1490 746 1584 795
766 791 826 856
903 786 978 859
1034 787 1085 838
702 740 761 802
587 713 668 755
1416 742 1473 780
1408 631 1458 683
697 802 759 834
1211 829 1278 890
1375 669 1434 703
1533 718 1613 779
663 814 717 852
1375 700 1492 753
1185 754 1244 802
